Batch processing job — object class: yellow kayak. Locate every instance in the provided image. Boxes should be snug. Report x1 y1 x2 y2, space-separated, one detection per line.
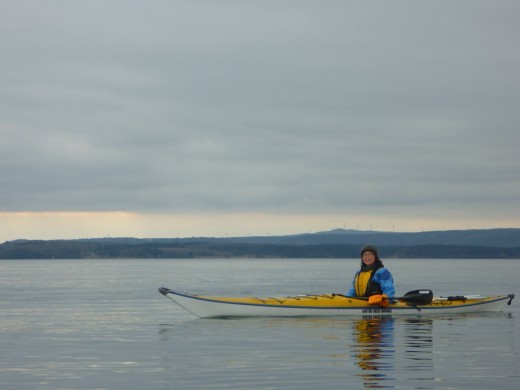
158 287 515 318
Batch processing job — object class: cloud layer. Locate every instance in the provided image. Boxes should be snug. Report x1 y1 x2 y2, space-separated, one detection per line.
1 1 519 239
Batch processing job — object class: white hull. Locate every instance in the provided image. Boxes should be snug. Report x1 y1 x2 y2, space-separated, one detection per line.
159 289 515 318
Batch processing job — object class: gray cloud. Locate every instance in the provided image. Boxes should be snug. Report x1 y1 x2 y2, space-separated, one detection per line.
1 1 519 224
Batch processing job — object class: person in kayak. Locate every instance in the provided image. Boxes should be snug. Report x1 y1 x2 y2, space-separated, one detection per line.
347 245 395 307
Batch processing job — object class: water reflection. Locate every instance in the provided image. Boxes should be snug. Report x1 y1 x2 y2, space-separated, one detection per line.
403 318 433 373
156 313 519 389
351 316 436 388
352 317 395 388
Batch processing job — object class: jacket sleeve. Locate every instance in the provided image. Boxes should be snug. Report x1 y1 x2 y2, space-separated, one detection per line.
374 268 395 297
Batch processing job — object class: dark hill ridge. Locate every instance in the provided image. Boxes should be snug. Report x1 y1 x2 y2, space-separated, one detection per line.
1 228 520 259
224 228 520 247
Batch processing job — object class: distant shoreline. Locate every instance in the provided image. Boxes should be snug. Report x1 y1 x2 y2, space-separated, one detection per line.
2 228 520 259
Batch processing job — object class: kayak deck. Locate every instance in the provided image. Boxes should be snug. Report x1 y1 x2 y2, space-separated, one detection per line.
159 287 515 318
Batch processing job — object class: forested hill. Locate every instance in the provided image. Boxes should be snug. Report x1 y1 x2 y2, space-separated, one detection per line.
223 228 520 247
1 228 520 259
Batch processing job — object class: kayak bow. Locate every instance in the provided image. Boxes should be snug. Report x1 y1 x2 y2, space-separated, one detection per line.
158 287 515 318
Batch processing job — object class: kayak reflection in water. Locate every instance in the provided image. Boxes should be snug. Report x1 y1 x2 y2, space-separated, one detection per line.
402 318 433 372
352 317 395 388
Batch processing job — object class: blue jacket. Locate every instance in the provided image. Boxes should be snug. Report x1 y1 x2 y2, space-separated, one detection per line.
347 267 395 298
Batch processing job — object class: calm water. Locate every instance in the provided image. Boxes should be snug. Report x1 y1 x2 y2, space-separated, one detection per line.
0 258 519 389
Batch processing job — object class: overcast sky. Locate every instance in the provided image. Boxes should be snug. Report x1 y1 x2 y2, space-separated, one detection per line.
1 1 519 241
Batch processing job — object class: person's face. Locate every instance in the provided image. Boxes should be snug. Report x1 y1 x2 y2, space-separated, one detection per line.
362 251 376 266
